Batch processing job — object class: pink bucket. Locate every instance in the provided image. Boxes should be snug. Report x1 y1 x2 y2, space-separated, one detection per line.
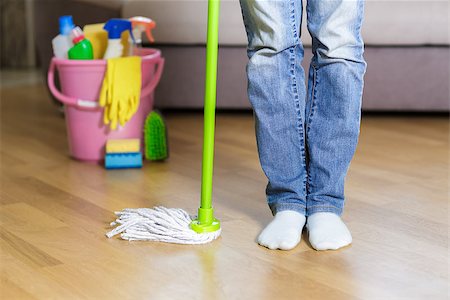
48 48 164 162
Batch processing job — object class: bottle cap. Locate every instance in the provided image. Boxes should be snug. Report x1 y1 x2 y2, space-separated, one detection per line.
59 15 75 35
70 27 85 44
103 19 135 41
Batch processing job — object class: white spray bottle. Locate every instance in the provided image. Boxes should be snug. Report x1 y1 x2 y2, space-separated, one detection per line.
103 19 135 59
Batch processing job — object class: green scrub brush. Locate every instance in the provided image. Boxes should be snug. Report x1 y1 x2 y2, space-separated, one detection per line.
144 110 168 161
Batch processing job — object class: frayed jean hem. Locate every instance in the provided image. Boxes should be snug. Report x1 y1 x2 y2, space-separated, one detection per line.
306 205 343 217
269 202 306 216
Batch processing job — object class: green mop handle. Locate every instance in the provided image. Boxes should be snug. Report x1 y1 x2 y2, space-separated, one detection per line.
201 0 220 213
190 0 221 232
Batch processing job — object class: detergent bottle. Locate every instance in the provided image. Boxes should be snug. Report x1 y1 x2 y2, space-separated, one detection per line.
52 15 75 58
68 27 94 60
129 16 156 55
103 19 134 59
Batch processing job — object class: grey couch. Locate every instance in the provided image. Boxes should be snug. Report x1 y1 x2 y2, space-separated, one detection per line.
34 0 450 111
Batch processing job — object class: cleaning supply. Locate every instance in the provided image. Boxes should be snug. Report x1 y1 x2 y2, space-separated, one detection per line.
106 0 222 244
144 111 168 161
52 15 75 58
105 152 143 169
47 47 164 161
68 27 94 60
129 16 156 55
103 19 134 59
99 56 142 130
106 139 140 153
83 23 108 59
105 139 143 169
84 23 132 59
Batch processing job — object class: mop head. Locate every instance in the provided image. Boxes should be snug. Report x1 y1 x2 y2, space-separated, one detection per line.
106 206 221 245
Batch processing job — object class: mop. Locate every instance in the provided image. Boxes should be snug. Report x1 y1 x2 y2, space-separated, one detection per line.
106 0 222 244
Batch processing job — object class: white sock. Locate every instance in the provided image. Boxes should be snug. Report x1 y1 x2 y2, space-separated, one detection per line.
257 210 306 250
307 212 352 251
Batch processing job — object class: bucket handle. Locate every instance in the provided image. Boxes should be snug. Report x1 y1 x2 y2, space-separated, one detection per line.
47 56 165 110
47 57 100 110
140 56 165 98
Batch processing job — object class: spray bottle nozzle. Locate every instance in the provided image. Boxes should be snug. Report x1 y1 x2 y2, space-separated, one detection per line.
103 19 135 43
130 16 156 43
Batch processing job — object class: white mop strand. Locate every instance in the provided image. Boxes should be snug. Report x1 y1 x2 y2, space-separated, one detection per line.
106 206 221 245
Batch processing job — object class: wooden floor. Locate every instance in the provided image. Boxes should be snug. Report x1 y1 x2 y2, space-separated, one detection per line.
1 82 448 300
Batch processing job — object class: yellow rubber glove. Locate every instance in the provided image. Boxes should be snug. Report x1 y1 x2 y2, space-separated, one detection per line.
99 56 142 130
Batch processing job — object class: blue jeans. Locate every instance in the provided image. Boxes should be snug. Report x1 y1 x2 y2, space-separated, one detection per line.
239 0 367 216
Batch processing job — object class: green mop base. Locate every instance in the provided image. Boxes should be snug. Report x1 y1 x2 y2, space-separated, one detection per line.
190 207 221 233
190 219 221 233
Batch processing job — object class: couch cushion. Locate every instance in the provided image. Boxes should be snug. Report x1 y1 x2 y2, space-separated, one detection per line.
122 0 449 46
76 0 124 10
123 0 247 45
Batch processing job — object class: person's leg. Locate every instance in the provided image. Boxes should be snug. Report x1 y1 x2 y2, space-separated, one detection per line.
239 0 307 250
304 0 367 250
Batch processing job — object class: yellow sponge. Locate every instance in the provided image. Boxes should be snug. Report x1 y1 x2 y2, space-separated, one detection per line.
83 23 108 59
106 139 140 154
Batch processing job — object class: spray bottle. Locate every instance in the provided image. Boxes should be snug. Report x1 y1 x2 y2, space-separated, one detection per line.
52 15 75 58
103 19 135 59
68 27 94 60
129 16 156 55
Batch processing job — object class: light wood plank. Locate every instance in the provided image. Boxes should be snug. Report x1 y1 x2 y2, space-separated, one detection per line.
1 84 448 299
